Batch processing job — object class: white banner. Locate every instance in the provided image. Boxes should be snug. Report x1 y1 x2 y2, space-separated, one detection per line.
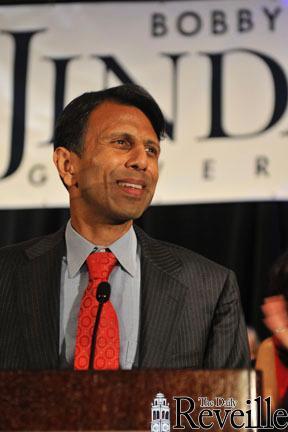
0 0 288 208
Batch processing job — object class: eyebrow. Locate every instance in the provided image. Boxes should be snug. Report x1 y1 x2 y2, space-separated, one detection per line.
105 132 160 148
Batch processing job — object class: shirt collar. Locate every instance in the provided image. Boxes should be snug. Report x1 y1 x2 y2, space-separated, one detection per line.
65 220 137 278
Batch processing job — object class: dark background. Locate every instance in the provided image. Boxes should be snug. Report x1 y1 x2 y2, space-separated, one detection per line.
1 0 287 339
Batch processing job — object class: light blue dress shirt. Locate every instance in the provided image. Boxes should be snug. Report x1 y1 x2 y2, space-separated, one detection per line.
59 221 141 369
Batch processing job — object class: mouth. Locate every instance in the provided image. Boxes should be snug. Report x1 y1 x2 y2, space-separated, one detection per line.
117 180 146 197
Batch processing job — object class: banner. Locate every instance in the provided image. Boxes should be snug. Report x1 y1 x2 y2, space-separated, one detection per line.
0 0 287 207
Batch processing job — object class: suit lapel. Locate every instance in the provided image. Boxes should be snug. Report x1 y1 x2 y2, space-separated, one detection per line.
17 228 65 369
135 226 188 368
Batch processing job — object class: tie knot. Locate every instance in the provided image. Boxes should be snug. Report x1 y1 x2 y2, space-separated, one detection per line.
86 251 117 280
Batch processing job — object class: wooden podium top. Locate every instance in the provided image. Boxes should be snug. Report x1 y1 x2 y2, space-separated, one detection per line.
0 369 259 431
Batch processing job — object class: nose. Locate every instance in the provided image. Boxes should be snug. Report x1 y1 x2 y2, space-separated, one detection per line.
125 144 148 171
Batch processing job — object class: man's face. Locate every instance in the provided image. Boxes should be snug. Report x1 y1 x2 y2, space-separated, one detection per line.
69 101 160 224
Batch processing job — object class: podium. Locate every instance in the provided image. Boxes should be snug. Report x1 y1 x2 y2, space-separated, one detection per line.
0 369 259 431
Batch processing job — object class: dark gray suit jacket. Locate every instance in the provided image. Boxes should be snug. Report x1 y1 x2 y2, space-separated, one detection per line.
0 225 249 370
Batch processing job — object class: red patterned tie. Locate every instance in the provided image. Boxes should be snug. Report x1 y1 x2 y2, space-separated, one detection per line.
74 251 119 370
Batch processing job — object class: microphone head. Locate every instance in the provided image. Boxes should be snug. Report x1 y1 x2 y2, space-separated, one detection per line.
96 281 111 304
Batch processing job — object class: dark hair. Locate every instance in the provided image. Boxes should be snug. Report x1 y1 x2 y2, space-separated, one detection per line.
54 84 166 155
269 251 288 301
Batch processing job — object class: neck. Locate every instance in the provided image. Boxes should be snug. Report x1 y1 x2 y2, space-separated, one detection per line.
70 214 132 246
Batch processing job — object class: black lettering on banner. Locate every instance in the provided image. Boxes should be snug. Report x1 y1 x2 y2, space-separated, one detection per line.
151 13 167 37
94 55 135 88
28 164 47 186
263 7 282 31
1 29 45 180
177 12 202 36
203 159 215 180
201 49 288 139
161 52 188 138
201 51 227 138
94 55 178 140
255 156 269 176
238 9 254 33
44 56 79 143
173 396 199 429
211 10 227 35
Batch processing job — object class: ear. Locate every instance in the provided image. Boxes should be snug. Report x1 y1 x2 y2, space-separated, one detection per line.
53 147 79 188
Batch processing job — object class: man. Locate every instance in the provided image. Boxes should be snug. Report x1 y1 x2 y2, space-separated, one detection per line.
0 84 249 369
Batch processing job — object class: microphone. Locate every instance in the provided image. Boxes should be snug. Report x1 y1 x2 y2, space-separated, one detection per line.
96 281 111 303
89 281 111 370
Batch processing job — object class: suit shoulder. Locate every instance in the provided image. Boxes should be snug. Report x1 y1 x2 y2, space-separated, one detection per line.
0 228 65 264
155 237 230 276
152 237 241 311
134 225 232 281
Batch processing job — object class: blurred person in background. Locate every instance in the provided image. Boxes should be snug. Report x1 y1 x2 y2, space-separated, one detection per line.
261 252 288 407
247 326 260 367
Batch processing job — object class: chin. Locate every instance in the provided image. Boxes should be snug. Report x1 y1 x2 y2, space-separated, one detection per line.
112 207 147 224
